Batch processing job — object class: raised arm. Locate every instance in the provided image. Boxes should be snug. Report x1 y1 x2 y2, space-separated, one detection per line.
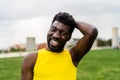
21 53 37 80
70 21 98 66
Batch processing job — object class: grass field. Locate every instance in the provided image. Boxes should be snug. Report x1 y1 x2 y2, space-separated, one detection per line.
0 57 23 80
77 49 120 80
0 49 120 80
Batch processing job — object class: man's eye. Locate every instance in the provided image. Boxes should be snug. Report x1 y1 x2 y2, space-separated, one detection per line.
61 32 68 36
50 27 56 32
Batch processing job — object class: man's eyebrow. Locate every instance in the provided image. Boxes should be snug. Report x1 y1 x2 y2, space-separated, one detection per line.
50 25 68 32
51 25 55 27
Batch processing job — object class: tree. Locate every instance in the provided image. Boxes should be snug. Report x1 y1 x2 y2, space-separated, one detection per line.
97 38 111 47
10 47 19 52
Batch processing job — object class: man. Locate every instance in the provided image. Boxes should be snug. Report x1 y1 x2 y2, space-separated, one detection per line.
21 12 98 80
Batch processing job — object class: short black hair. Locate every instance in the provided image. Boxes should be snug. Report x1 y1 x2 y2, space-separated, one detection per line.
52 12 77 34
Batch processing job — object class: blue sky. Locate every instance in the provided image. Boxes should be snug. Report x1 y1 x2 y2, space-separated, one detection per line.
0 0 120 49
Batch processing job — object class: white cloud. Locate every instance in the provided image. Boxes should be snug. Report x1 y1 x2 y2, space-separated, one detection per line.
0 0 120 49
13 16 51 43
0 16 51 49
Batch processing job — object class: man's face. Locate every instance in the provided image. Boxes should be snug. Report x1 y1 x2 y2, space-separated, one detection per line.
47 21 71 52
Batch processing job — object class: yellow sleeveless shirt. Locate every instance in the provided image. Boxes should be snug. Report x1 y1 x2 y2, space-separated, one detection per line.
33 48 77 80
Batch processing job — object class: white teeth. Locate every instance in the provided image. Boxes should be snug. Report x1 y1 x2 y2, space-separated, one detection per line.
51 40 58 44
51 40 59 46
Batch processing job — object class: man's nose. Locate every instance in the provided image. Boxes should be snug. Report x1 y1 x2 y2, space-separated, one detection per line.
53 31 61 38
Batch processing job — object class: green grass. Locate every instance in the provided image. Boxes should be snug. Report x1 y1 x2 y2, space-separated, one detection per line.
0 49 120 80
77 49 120 80
0 57 23 80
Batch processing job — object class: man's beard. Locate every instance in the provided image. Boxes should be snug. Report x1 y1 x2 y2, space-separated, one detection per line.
47 39 66 52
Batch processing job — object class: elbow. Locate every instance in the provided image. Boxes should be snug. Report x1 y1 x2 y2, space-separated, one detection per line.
93 27 98 36
90 27 98 38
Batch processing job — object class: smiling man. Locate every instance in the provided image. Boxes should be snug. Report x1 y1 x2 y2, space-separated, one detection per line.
21 12 98 80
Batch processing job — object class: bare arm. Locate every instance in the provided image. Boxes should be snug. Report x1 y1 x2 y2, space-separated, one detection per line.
21 53 37 80
70 21 98 66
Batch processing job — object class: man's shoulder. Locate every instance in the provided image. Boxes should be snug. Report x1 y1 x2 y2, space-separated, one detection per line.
22 52 38 68
25 52 38 60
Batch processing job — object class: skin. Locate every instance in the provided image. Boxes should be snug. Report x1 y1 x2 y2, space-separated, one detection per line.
21 20 98 80
46 21 71 52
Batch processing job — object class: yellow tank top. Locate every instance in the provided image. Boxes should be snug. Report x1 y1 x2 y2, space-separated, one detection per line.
33 48 77 80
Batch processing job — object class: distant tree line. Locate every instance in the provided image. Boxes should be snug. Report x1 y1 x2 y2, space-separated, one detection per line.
66 38 112 49
97 38 112 47
0 47 25 54
0 38 113 54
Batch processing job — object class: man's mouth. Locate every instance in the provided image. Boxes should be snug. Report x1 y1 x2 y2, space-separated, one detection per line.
50 40 60 47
